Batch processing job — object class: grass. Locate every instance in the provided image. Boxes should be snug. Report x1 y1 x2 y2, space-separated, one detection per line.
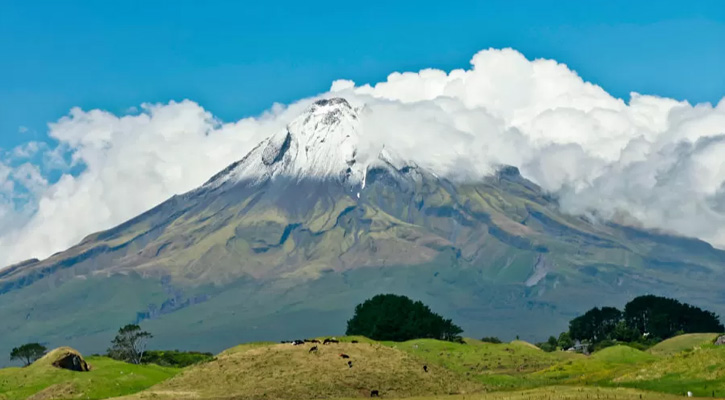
5 335 725 399
389 385 698 399
386 338 581 390
648 333 720 356
614 344 725 397
0 348 179 400
116 341 481 400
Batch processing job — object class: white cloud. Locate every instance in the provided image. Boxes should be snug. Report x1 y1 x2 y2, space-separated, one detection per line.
0 47 724 267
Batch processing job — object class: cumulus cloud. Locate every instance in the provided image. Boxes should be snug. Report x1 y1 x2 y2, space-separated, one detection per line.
0 47 724 267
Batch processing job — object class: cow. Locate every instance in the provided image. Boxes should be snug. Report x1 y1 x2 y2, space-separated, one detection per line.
423 365 428 373
347 361 353 368
351 340 359 344
339 353 350 359
309 346 318 353
370 390 380 397
323 338 340 345
292 340 305 346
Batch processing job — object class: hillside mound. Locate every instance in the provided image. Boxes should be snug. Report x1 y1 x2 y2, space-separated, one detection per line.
35 347 90 372
614 345 725 397
0 355 178 400
590 345 656 364
118 341 481 400
647 333 720 356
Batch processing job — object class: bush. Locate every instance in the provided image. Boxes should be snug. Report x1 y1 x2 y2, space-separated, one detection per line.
346 294 463 342
141 350 214 367
591 339 617 352
480 336 502 344
557 332 574 350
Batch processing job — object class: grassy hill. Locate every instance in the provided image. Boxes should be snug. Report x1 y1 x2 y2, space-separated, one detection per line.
384 338 581 390
395 386 688 400
0 347 179 400
648 333 720 356
5 335 725 400
116 340 481 400
615 343 725 397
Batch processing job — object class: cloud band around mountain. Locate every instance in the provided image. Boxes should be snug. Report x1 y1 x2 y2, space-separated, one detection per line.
0 47 724 267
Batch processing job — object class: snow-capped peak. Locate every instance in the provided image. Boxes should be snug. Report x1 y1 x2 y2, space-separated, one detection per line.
206 98 367 188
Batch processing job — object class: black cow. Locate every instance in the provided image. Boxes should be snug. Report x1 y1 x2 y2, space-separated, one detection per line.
351 340 359 344
348 361 353 368
370 390 380 397
339 353 350 359
309 346 318 353
292 340 305 346
323 338 340 345
423 365 428 373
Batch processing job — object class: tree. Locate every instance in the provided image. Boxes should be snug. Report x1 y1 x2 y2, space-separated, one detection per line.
346 294 463 342
107 324 152 364
10 343 47 366
624 295 724 339
569 306 622 343
557 332 574 350
536 336 558 352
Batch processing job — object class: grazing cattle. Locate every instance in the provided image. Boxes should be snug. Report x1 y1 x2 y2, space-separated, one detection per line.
347 361 353 368
339 353 350 359
370 390 380 397
323 338 340 345
423 365 428 373
351 340 359 344
292 340 305 346
309 346 318 353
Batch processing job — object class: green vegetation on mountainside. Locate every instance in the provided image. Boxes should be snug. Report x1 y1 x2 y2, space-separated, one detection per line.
5 165 725 364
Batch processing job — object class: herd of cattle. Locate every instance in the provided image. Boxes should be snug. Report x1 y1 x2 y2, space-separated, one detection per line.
278 338 428 398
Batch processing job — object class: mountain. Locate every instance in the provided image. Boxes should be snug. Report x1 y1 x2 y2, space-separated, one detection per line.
2 98 725 362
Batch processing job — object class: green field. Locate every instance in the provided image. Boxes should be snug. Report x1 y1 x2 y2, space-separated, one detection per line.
0 348 179 400
3 334 725 399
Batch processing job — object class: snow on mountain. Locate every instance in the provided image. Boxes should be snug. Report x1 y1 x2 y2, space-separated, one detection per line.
204 98 415 190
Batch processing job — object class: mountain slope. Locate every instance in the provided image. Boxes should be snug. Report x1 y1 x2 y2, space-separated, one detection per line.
2 98 725 363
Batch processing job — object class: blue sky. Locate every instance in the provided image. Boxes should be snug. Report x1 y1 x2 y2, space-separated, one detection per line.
1 0 724 150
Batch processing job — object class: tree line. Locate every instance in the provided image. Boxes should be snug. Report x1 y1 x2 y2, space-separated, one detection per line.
9 324 211 367
12 293 721 366
538 294 724 352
